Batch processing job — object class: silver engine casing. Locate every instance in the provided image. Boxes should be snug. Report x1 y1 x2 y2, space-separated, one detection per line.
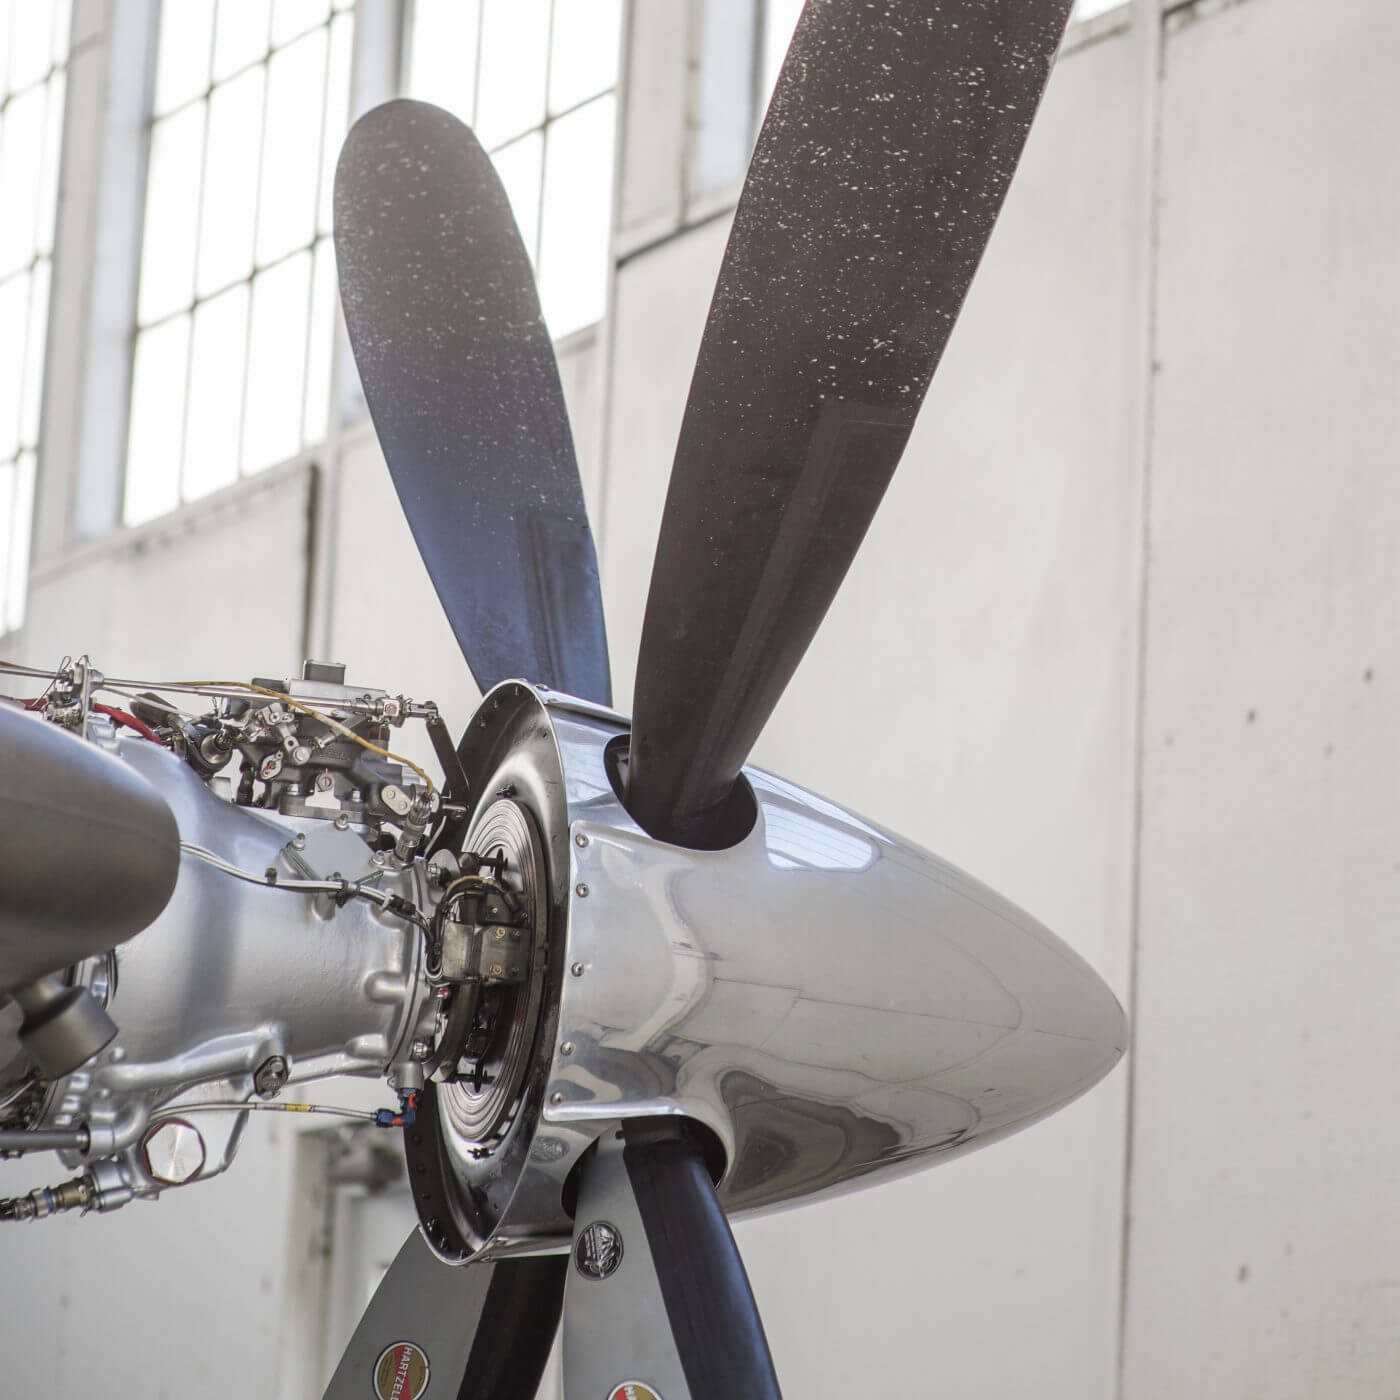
13 723 432 1197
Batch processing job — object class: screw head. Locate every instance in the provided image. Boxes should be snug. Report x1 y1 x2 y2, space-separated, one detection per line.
493 927 507 941
575 883 589 898
333 813 350 830
574 833 589 848
549 1091 564 1106
560 1041 575 1056
570 961 586 978
291 832 307 850
410 1038 433 1061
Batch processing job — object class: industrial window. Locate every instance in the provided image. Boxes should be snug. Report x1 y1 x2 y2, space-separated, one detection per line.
409 0 622 340
123 0 355 527
0 0 68 633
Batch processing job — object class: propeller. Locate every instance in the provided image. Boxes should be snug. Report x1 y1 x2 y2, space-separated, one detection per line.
0 702 179 993
623 0 1077 846
331 0 1077 1391
334 99 612 706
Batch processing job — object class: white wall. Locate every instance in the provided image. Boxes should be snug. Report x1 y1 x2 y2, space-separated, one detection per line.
2 0 1395 1396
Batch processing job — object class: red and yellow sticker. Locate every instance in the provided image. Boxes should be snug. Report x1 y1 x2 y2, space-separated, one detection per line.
608 1384 663 1400
373 1341 430 1400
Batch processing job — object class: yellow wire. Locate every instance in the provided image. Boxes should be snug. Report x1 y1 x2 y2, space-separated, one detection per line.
177 680 437 797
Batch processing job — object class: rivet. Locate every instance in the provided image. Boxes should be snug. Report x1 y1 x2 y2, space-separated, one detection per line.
560 1041 574 1056
549 1091 564 1106
575 883 589 898
574 833 588 848
570 961 586 977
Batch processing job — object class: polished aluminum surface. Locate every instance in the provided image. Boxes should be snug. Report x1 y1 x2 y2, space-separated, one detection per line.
454 685 1126 1250
36 726 431 1192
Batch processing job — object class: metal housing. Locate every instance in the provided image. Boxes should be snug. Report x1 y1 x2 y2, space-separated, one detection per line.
441 684 1127 1255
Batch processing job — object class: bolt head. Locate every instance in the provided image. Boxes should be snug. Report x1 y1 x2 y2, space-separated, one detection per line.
254 1054 289 1099
575 883 589 898
142 1119 206 1185
333 813 350 830
574 833 589 848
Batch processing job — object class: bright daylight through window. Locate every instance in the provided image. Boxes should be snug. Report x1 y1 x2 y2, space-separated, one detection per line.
410 0 622 340
0 0 67 633
124 0 354 527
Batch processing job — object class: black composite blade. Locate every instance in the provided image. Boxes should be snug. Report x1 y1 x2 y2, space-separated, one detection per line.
625 0 1075 845
0 703 178 992
322 1228 565 1400
562 1121 781 1399
334 99 611 705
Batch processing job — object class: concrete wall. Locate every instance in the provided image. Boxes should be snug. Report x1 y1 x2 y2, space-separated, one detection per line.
1 0 1395 1396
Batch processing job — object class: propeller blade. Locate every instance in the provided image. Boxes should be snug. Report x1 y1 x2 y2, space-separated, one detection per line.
625 0 1075 845
562 1122 781 1400
334 99 612 705
322 1228 565 1400
0 703 179 992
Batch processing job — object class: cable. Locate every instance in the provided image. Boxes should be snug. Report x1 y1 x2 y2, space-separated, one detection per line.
179 841 430 932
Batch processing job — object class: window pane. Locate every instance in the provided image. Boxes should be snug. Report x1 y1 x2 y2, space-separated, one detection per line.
410 0 480 126
126 315 192 525
491 129 542 267
138 102 207 324
316 11 353 235
256 27 326 265
183 282 250 500
538 93 614 337
197 65 264 296
34 69 64 257
0 273 29 461
154 0 215 115
0 84 47 276
272 0 331 48
475 0 549 149
762 0 803 108
243 251 310 472
212 0 270 81
19 258 50 450
8 0 57 91
50 0 71 69
548 0 620 115
302 237 336 444
5 451 35 631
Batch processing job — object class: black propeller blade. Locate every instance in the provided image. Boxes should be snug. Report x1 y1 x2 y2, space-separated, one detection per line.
563 1121 782 1399
334 99 612 705
321 1229 564 1400
0 703 178 992
625 0 1076 846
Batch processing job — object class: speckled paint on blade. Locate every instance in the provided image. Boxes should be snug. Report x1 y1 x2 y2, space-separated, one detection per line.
626 0 1077 846
333 100 612 706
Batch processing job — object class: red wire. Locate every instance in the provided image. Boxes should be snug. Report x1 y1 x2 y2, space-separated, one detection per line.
91 702 163 744
3 693 164 743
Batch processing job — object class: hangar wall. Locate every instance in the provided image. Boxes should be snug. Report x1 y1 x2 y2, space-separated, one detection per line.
1 1 1393 1396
